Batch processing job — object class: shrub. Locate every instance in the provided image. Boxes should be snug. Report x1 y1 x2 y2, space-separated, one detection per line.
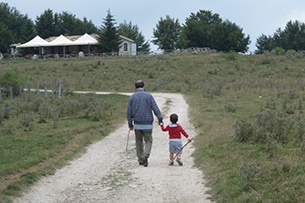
254 110 292 144
234 109 305 147
225 50 238 61
0 70 27 96
20 112 34 128
234 118 254 142
273 47 285 55
225 103 238 113
239 162 259 191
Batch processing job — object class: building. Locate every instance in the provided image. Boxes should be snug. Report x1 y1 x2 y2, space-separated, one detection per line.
15 34 136 57
119 35 137 56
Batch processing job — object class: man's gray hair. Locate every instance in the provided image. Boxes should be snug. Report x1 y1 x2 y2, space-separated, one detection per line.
135 80 145 88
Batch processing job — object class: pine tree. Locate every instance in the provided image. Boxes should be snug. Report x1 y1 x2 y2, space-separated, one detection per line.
98 10 121 55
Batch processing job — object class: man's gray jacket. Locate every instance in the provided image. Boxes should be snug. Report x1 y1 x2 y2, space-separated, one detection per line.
127 88 163 129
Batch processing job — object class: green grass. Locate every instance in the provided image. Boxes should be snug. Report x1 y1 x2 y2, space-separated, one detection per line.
0 93 128 202
1 51 305 202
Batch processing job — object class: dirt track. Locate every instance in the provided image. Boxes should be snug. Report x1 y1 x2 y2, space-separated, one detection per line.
14 93 211 203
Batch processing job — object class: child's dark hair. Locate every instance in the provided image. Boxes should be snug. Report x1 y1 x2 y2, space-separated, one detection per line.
170 113 178 123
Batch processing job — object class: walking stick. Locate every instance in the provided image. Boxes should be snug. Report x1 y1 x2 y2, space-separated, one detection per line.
126 130 131 152
172 141 191 160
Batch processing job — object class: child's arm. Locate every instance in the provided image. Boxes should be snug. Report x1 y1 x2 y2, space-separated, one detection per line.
180 126 192 142
159 123 168 132
187 136 192 143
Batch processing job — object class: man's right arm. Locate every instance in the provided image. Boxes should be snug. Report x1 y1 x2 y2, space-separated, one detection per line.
151 96 163 124
126 98 134 129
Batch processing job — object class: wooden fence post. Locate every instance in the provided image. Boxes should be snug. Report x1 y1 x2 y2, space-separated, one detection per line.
0 88 2 103
51 81 55 99
19 85 23 98
10 87 13 100
58 84 62 99
44 81 48 99
36 82 40 96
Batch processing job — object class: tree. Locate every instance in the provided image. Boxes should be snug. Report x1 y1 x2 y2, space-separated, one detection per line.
279 20 305 50
0 22 13 53
176 27 189 49
181 10 250 53
35 9 55 38
56 12 98 35
183 10 222 48
36 10 98 38
212 20 250 53
56 12 78 35
152 15 181 52
255 34 274 54
80 17 99 34
255 20 305 53
0 3 35 53
118 21 150 53
98 10 121 54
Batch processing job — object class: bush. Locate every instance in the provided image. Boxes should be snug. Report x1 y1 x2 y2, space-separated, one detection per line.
224 50 238 61
273 47 285 55
0 70 27 96
234 109 305 146
234 118 254 142
225 103 238 113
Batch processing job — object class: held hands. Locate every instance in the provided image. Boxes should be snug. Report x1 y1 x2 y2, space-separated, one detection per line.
158 118 163 125
187 138 193 143
129 125 134 131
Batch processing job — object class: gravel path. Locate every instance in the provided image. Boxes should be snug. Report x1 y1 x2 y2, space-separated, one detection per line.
14 93 211 203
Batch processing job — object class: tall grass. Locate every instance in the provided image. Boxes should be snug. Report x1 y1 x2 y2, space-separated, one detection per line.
1 51 305 202
0 92 127 202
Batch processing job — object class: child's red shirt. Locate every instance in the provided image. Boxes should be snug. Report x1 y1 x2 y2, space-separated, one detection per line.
160 123 189 139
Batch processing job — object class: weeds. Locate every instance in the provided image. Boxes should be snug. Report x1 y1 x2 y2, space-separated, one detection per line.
300 140 305 155
224 50 238 61
20 112 34 128
234 109 301 145
101 167 132 190
239 162 259 192
224 103 238 113
233 118 253 142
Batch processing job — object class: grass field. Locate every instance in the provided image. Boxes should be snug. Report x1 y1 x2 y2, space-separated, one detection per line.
1 50 305 202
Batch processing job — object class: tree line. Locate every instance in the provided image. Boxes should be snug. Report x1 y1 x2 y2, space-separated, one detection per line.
1 2 305 56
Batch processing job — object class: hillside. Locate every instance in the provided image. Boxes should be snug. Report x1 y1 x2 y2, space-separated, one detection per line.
1 51 305 202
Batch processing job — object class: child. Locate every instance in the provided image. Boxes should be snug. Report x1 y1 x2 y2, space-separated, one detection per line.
160 113 192 166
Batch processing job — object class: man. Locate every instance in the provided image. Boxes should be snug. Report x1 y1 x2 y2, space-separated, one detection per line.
127 80 163 167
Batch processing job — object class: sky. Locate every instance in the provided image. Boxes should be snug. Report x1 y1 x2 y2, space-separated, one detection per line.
4 0 305 53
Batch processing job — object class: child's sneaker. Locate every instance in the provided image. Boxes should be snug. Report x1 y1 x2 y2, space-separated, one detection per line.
176 158 183 166
168 160 174 166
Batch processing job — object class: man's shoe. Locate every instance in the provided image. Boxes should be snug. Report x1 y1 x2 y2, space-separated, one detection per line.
143 157 148 167
139 161 144 165
168 160 174 166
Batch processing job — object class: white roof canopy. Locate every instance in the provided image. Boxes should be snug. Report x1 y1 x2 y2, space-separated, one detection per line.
73 33 98 45
17 35 50 48
48 34 74 46
17 34 100 48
